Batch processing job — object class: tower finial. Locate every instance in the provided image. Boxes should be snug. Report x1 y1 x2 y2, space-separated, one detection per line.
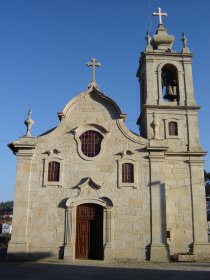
24 109 35 137
181 32 190 53
86 58 101 89
146 31 151 46
182 33 187 48
152 7 168 25
151 7 174 51
145 31 153 51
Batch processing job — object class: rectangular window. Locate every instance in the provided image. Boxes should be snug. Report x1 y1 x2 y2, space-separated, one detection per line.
48 161 60 181
167 230 171 239
122 163 134 183
168 121 178 136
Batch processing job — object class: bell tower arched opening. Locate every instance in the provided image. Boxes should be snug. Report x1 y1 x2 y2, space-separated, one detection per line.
161 64 179 102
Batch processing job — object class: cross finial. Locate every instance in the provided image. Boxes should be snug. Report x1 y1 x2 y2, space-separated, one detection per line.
152 7 168 25
86 58 101 83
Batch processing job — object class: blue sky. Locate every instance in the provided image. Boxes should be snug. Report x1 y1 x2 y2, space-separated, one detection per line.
0 0 210 201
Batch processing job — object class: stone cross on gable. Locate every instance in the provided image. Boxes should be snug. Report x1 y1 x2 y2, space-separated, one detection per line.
86 58 101 82
152 7 168 25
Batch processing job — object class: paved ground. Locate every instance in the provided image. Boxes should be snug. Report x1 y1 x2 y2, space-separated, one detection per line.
1 260 210 280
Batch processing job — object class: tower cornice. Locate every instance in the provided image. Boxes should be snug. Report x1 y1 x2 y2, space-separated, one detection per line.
137 104 200 125
137 51 193 78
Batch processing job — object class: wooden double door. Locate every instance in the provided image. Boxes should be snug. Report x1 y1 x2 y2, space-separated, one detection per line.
75 203 104 260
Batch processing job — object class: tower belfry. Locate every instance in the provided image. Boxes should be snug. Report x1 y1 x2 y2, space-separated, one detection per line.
137 7 200 151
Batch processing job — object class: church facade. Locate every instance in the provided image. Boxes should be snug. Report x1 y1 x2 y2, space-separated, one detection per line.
8 11 210 262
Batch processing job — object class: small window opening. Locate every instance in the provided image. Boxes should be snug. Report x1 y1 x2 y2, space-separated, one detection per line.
122 163 134 183
167 230 171 239
48 161 60 182
168 121 178 136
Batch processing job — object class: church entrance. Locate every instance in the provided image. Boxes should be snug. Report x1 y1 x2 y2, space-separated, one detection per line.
75 203 104 260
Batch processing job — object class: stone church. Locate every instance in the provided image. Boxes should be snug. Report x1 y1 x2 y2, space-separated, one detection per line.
8 9 210 262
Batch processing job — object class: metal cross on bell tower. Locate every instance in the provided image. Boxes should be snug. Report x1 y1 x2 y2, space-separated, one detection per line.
152 7 168 25
86 58 101 89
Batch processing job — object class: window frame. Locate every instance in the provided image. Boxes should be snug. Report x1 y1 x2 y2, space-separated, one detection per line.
73 124 110 161
168 121 178 136
117 158 138 189
164 118 181 139
42 156 63 187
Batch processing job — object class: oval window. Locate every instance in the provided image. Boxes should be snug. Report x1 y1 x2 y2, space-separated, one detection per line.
79 130 103 157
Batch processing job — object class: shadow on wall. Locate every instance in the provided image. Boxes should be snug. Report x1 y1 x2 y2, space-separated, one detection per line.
0 246 7 260
58 245 65 259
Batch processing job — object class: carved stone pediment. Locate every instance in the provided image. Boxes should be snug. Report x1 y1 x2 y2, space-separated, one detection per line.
66 177 112 208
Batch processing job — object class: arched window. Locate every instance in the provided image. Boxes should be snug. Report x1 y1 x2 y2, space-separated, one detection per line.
168 121 178 136
79 130 103 157
122 163 134 183
48 161 60 181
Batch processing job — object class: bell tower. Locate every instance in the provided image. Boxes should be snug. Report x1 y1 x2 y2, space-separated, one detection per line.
137 8 210 261
136 8 201 152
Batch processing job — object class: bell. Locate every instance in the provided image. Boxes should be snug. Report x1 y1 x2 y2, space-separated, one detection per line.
164 85 177 100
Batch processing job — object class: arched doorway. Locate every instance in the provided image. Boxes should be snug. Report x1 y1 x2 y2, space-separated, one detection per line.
75 203 104 260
